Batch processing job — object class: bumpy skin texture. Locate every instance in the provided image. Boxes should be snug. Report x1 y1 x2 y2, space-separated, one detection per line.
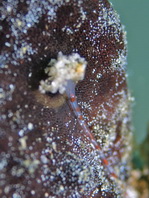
0 0 132 197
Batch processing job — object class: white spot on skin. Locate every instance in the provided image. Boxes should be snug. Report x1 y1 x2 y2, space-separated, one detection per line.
28 122 34 130
9 84 15 90
12 193 21 198
18 129 25 136
28 72 32 77
52 142 57 151
23 159 40 174
31 190 35 195
19 136 28 150
59 185 65 192
6 6 12 12
44 192 49 197
41 155 49 164
5 42 11 47
0 158 7 171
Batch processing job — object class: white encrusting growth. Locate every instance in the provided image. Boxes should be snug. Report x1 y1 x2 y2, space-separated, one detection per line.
39 52 87 94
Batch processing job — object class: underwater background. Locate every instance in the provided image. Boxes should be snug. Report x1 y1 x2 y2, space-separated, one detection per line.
110 0 149 170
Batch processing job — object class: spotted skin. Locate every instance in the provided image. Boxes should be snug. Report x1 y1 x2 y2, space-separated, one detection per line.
65 80 118 179
0 0 132 196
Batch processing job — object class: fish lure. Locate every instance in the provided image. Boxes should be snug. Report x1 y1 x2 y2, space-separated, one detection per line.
40 52 117 179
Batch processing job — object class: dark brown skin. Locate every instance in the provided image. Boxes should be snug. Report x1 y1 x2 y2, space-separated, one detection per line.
0 0 132 197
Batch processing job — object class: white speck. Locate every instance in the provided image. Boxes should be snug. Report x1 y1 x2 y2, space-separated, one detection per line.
0 158 7 170
59 185 64 192
24 104 28 108
52 142 57 151
9 84 15 90
28 123 34 130
6 6 12 12
13 193 21 198
41 155 49 164
31 190 35 195
27 23 32 28
19 136 27 150
97 73 102 79
44 192 49 197
18 129 25 137
47 137 52 143
5 42 11 47
28 72 32 77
